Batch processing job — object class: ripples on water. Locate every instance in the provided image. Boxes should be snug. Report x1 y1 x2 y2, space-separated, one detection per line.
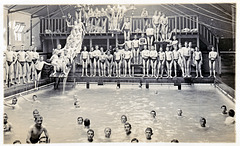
4 84 235 143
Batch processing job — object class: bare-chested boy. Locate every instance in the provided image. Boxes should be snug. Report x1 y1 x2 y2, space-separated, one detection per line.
157 46 166 78
93 45 101 76
177 43 185 77
89 47 94 76
182 41 191 77
208 46 218 78
121 17 131 41
141 8 149 31
34 56 52 88
99 47 107 77
18 45 27 84
193 47 203 78
146 24 154 47
141 45 150 77
172 44 180 77
149 45 158 77
4 113 12 134
123 46 132 77
132 35 140 64
81 46 89 77
26 46 34 82
152 11 160 42
165 46 173 78
114 47 122 77
26 116 50 144
106 50 113 77
4 45 16 85
160 13 168 41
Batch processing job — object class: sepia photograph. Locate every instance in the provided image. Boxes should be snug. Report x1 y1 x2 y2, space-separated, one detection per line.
1 0 238 145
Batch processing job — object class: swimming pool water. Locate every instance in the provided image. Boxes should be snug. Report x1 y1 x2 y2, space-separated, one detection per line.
4 83 235 143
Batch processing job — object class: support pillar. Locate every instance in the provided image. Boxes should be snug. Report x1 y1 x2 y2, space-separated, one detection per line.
86 81 89 89
107 38 109 50
146 82 149 89
7 14 10 45
117 81 120 88
30 18 33 46
90 38 92 49
178 85 181 90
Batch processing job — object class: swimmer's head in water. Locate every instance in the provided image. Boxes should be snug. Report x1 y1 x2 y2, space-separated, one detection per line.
39 136 48 144
77 117 83 125
104 127 111 138
32 95 37 101
141 33 145 37
177 109 183 116
13 140 21 144
171 139 179 143
131 138 139 143
84 118 90 128
87 129 94 142
200 117 206 127
228 109 235 117
124 123 131 135
121 115 127 123
150 110 156 118
35 116 43 127
74 100 80 108
221 105 227 114
12 97 18 105
145 127 153 140
33 109 40 119
3 113 8 123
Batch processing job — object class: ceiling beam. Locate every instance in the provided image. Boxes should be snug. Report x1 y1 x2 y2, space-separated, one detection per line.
31 5 69 19
31 6 47 17
7 5 17 12
9 5 43 14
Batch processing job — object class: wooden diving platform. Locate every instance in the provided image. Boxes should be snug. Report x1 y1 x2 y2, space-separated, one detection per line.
67 76 215 84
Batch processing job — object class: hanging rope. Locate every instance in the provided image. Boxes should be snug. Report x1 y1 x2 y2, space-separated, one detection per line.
47 5 54 48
